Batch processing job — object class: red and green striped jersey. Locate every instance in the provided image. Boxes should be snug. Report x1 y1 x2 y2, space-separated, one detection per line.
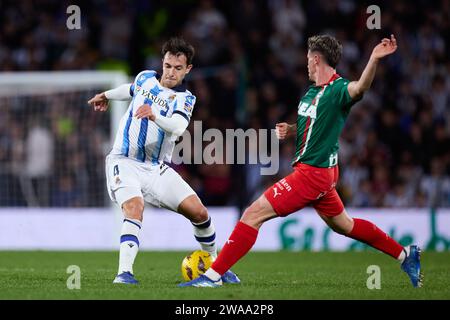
293 74 359 168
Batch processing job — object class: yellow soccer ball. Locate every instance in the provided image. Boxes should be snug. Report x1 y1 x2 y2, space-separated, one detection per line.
181 250 213 281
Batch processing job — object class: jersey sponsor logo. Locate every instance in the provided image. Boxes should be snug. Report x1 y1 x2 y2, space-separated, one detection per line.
298 102 317 119
298 86 327 119
137 87 168 109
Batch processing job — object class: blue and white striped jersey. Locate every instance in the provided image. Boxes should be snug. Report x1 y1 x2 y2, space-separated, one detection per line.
110 70 196 165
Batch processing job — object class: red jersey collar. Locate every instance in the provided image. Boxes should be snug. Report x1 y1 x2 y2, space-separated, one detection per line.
316 73 340 87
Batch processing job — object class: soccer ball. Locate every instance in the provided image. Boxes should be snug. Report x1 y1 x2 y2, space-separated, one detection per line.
181 250 213 281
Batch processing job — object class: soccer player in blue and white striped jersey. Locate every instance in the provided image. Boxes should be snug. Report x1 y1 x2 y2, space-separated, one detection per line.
88 37 239 285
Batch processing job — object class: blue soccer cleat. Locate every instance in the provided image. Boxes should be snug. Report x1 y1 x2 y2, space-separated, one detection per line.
178 274 222 288
221 270 241 284
113 271 139 284
401 245 423 288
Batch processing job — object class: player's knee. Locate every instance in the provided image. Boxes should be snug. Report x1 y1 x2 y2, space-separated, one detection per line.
241 201 263 228
331 225 348 235
242 204 257 219
122 197 144 220
191 205 209 224
331 219 354 235
320 210 354 235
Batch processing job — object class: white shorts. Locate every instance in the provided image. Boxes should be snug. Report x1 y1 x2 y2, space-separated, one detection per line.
105 155 196 211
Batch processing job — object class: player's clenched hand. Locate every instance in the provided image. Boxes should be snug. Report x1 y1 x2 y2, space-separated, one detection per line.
276 123 290 140
88 93 109 112
371 34 397 60
135 104 156 121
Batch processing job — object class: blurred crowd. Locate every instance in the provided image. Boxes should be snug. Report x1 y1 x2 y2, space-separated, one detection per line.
0 0 449 208
0 91 110 207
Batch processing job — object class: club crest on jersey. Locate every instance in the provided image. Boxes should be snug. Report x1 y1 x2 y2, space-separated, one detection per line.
168 94 176 102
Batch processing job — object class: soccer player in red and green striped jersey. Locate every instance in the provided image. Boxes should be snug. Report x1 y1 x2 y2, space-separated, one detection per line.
180 34 423 288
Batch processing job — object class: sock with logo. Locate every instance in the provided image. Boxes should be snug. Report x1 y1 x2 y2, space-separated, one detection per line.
348 218 403 259
205 221 258 280
192 217 218 259
118 218 142 275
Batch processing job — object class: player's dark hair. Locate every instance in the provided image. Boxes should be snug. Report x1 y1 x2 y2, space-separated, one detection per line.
161 37 195 65
307 35 342 68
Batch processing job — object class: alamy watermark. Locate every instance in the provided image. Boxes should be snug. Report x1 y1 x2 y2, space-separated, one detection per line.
172 121 280 176
66 5 81 30
66 265 81 289
366 5 381 29
366 265 381 289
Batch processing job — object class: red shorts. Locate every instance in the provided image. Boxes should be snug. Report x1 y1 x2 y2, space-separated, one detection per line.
264 163 344 217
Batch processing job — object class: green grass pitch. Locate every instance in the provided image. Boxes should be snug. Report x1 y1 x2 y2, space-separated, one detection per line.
0 251 449 300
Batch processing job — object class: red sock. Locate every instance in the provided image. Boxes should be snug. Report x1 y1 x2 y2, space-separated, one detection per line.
211 221 258 275
348 218 403 258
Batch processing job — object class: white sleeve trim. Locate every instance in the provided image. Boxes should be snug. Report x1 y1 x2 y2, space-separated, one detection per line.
104 83 132 100
153 113 189 137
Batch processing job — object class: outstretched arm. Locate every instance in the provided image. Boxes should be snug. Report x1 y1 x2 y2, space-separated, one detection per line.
104 83 133 101
347 34 397 99
88 83 132 112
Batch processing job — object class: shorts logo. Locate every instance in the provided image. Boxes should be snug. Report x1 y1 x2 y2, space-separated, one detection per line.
279 178 292 192
113 165 121 184
273 187 282 198
160 163 169 176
